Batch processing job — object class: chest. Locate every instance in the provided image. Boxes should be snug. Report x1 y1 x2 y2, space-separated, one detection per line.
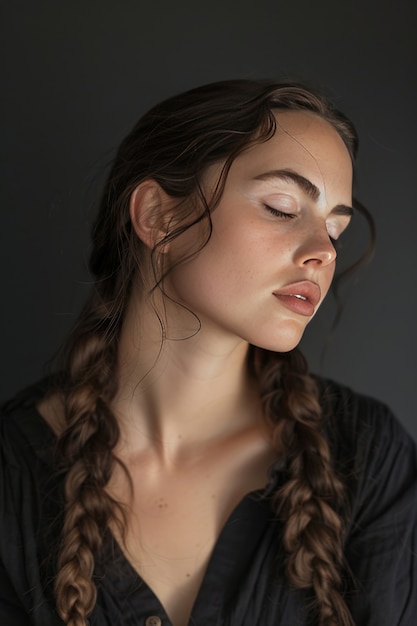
122 485 227 626
111 445 275 626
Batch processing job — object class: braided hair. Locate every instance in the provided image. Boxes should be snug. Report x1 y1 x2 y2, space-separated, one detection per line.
52 79 364 625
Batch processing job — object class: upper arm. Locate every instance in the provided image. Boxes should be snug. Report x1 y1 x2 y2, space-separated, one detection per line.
345 408 417 625
0 409 61 626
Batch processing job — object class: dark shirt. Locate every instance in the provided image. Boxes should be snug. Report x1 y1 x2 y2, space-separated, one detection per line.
0 379 416 625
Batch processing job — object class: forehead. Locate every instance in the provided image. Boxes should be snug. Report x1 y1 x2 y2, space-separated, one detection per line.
271 109 352 161
228 110 353 198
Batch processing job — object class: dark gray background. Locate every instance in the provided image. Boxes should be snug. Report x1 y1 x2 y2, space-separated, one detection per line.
1 0 416 440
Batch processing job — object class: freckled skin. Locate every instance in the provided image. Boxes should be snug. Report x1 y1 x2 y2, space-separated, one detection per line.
98 111 354 626
164 111 353 353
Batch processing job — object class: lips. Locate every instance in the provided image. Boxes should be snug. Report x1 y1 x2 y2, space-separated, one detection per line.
272 281 321 317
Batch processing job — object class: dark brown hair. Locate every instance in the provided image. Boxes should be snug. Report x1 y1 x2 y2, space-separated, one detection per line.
54 80 364 625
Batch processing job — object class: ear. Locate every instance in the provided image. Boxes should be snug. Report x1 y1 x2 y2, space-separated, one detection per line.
129 180 175 251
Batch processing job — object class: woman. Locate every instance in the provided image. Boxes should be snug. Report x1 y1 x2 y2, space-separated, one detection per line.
1 80 416 626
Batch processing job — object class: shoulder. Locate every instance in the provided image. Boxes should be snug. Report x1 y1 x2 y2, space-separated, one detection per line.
315 376 415 456
0 379 61 537
316 377 417 527
0 381 57 480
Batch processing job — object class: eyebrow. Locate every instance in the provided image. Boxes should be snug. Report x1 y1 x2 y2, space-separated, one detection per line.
253 169 354 217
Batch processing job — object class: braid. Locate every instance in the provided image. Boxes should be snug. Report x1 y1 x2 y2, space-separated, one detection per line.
254 347 354 626
54 291 125 626
47 80 365 623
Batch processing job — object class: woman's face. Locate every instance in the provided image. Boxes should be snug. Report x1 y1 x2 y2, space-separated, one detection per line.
163 110 354 352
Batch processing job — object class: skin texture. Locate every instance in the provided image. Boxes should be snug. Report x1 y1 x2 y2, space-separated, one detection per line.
161 110 353 354
40 111 354 626
105 111 354 626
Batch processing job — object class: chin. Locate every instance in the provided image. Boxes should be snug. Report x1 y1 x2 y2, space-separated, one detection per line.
269 339 303 353
250 326 306 354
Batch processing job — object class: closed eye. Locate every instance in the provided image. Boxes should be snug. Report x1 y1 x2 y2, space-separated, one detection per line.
264 205 296 219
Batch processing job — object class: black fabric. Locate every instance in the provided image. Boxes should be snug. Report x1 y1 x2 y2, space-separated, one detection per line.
0 379 416 625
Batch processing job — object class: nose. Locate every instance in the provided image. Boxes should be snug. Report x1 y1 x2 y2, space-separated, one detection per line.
293 226 337 267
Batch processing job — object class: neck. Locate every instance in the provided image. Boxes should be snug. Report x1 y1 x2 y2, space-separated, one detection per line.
112 291 260 461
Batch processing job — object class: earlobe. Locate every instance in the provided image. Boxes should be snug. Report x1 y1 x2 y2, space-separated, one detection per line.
129 180 173 251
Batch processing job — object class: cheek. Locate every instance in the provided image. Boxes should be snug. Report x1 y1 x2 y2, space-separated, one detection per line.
166 226 256 307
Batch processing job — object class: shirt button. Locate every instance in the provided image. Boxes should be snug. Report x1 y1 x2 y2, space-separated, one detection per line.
145 617 162 626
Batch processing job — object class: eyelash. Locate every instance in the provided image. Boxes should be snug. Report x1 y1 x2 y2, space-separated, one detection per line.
264 205 295 219
264 204 347 244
